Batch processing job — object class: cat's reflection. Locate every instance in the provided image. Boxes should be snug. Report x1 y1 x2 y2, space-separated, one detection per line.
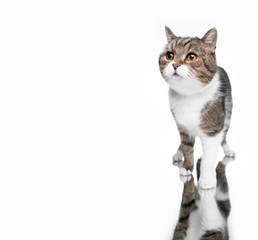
172 157 233 240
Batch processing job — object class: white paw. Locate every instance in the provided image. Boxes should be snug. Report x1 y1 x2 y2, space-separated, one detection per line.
172 160 183 168
172 150 183 161
221 156 235 166
225 149 235 158
199 176 216 189
223 144 235 158
179 167 192 176
180 174 192 183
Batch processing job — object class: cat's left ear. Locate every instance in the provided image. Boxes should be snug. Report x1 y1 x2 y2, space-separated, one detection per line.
165 26 177 43
201 28 217 52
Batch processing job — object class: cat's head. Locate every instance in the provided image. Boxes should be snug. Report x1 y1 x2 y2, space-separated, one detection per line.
159 27 217 95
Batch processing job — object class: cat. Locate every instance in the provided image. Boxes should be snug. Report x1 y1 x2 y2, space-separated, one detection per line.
159 26 235 189
172 157 232 240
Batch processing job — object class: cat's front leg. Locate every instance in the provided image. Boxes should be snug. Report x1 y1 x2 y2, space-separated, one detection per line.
178 127 195 176
199 133 223 189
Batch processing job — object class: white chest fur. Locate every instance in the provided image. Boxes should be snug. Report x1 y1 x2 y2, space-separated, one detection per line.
168 73 220 137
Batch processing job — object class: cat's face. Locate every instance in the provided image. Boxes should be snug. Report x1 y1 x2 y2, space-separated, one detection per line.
159 27 217 95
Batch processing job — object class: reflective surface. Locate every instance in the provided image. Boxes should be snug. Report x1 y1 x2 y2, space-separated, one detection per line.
172 157 234 240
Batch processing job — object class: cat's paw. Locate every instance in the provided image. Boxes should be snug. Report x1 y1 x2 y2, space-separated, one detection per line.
225 149 235 158
221 156 235 166
223 144 235 158
180 174 192 183
198 176 216 189
179 167 192 176
172 150 183 161
172 160 183 168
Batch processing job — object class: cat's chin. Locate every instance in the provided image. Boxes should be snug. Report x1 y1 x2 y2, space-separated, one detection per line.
166 76 206 96
165 74 184 83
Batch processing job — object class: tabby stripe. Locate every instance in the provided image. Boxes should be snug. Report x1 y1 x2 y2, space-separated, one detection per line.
182 141 194 147
221 96 226 113
183 150 194 155
181 199 195 208
207 130 220 136
192 66 210 78
180 132 188 137
203 61 216 73
175 39 182 47
179 215 190 223
182 39 191 47
172 41 176 50
186 43 195 52
204 231 222 238
176 38 184 46
217 200 230 218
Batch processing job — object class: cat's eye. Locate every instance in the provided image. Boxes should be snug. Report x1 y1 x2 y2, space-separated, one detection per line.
166 52 174 61
186 53 197 62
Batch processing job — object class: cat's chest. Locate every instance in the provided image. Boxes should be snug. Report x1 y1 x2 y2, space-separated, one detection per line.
169 89 211 135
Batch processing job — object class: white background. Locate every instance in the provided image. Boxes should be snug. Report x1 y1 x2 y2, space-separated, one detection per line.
0 0 257 239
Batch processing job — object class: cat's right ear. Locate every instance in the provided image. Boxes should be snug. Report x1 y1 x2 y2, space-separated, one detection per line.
165 26 176 43
201 28 217 52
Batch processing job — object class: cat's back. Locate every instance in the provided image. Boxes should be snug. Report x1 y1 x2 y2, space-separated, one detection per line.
217 66 232 100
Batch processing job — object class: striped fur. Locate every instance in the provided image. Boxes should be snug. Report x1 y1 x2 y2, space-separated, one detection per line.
172 159 231 240
177 125 195 172
159 27 234 189
173 176 196 240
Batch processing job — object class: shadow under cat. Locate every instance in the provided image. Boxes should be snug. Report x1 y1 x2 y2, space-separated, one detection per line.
172 157 233 240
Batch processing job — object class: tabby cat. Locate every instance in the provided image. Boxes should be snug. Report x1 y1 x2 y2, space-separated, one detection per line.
159 27 234 189
173 157 231 240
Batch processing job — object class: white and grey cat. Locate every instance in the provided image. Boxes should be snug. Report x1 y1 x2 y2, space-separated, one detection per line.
159 27 234 189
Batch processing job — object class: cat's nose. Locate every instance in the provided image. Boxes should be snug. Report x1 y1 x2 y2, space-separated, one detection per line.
172 63 181 70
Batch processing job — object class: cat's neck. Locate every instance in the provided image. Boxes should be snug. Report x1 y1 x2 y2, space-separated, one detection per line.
169 71 220 97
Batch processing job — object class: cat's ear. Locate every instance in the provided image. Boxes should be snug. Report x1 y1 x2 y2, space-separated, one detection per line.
165 26 176 43
201 28 217 52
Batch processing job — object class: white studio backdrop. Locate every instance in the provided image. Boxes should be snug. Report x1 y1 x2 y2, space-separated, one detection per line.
0 0 257 239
